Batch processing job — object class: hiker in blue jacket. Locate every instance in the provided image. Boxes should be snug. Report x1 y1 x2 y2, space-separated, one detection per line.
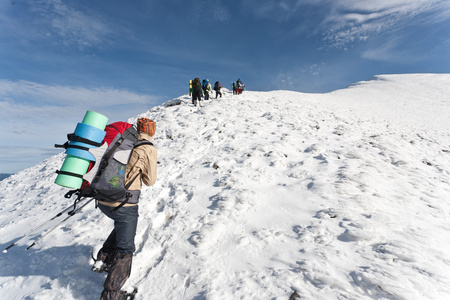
202 79 210 100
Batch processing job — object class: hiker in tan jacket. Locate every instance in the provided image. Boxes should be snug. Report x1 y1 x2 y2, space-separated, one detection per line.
95 118 157 300
125 131 157 191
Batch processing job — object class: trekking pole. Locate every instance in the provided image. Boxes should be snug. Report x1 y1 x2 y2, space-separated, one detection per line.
3 202 81 253
26 197 94 251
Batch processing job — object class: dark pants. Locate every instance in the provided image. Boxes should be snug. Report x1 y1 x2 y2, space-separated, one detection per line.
97 204 139 300
192 92 201 104
215 90 222 98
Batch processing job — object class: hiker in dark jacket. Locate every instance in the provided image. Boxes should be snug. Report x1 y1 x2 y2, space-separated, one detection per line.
232 82 237 95
214 81 222 98
93 118 157 300
192 78 203 106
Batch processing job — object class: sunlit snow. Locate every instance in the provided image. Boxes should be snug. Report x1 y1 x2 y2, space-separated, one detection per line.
1 74 450 299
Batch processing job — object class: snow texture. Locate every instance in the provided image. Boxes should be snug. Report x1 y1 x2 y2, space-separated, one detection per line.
1 74 450 299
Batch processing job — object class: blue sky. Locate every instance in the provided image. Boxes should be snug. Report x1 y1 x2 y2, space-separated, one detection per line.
1 0 450 174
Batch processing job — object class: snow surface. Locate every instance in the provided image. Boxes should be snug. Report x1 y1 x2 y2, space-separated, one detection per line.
1 74 450 300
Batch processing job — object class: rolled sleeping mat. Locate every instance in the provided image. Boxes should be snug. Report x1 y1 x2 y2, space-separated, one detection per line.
55 110 108 189
54 155 91 189
82 110 109 129
65 123 106 161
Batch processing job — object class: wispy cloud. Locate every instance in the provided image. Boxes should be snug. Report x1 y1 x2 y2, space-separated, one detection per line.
322 0 450 48
27 0 115 50
242 0 450 48
0 80 161 172
0 80 156 107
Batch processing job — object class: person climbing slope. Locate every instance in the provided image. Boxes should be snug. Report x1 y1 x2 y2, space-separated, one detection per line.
214 81 222 98
192 78 203 106
92 118 157 300
202 79 211 100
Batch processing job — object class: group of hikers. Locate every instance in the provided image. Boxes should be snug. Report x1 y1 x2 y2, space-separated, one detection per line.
189 78 245 106
232 78 245 95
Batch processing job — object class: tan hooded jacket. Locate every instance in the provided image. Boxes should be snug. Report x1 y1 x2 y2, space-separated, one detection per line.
98 132 157 207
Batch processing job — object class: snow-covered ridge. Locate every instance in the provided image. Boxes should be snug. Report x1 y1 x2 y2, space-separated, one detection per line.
330 74 450 139
1 74 450 299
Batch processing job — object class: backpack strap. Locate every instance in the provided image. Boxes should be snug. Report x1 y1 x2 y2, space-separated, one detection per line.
55 133 103 149
56 170 84 179
110 141 153 211
111 170 142 212
67 133 103 147
91 127 139 185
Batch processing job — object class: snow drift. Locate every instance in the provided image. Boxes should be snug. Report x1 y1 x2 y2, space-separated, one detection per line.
1 74 450 300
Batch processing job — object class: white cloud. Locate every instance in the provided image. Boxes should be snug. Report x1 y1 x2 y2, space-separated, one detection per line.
0 80 157 107
323 0 450 48
0 80 161 172
309 64 321 76
29 0 115 50
242 0 450 48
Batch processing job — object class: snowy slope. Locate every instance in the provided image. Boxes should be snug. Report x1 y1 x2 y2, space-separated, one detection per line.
1 74 450 300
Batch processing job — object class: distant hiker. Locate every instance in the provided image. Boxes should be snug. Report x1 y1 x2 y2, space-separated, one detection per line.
214 81 222 98
236 78 243 95
192 78 203 106
232 82 237 95
202 79 211 100
93 118 157 300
